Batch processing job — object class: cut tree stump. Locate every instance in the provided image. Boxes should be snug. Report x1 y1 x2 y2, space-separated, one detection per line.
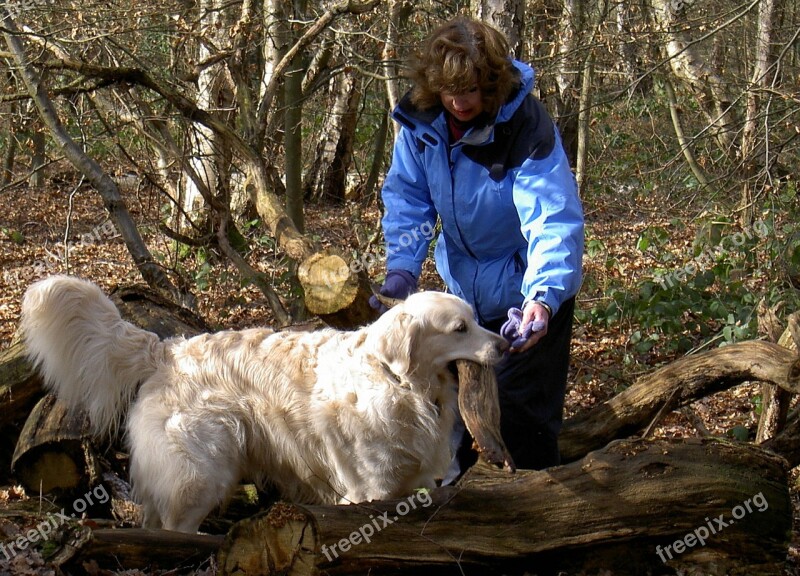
298 256 378 328
10 394 100 496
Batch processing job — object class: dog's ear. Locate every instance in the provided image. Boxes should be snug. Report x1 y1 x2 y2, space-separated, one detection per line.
373 311 420 377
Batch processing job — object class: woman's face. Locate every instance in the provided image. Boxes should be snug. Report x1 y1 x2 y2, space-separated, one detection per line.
440 85 483 122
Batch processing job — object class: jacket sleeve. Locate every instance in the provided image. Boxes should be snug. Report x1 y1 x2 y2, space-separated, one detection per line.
380 129 439 278
512 130 584 317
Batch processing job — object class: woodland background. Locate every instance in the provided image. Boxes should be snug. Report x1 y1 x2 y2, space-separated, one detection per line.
0 0 799 574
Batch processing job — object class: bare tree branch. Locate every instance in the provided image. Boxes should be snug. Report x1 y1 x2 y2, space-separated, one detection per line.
0 6 189 307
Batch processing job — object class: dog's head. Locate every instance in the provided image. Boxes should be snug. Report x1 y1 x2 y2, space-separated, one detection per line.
368 292 509 377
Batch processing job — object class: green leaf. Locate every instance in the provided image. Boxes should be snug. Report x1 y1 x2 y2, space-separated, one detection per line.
728 425 750 442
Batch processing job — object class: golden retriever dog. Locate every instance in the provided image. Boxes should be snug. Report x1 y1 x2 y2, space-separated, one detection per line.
20 275 508 533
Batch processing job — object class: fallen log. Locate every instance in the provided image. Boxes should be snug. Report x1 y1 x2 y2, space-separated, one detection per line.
107 283 212 338
48 438 791 575
214 437 789 576
10 394 100 496
559 340 800 462
53 527 225 572
0 338 43 430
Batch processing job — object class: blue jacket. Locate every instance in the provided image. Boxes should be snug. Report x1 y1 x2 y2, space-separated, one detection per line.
381 60 584 323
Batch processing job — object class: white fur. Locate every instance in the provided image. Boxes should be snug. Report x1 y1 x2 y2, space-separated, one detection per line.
20 275 508 533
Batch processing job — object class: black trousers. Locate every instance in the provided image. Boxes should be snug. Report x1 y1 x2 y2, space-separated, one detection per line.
457 297 575 471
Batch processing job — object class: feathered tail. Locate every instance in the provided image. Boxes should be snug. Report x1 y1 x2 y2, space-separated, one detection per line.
19 275 165 437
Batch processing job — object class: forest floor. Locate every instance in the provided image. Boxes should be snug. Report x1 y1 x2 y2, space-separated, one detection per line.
0 176 798 575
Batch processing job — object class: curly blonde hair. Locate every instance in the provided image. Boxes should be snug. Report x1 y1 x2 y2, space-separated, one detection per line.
407 17 520 118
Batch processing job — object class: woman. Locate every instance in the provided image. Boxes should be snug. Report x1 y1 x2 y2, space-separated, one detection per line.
371 17 584 471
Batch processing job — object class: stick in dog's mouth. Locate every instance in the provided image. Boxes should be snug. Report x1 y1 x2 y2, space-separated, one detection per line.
456 359 516 473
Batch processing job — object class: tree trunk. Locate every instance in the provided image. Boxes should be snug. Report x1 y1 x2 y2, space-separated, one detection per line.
362 106 389 204
106 283 212 338
307 66 360 203
616 0 643 95
0 70 18 187
284 0 308 232
382 0 413 139
28 118 45 188
663 76 711 188
473 0 525 59
650 0 739 154
552 0 584 164
0 339 44 430
54 528 225 572
178 0 221 236
1 131 15 186
575 48 594 193
755 311 797 443
215 439 790 576
37 440 790 575
739 0 778 225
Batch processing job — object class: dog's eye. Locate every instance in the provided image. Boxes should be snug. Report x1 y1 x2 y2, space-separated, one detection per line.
454 321 468 333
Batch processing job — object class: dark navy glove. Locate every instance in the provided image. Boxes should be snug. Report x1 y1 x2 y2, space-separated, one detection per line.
500 307 547 349
369 270 417 313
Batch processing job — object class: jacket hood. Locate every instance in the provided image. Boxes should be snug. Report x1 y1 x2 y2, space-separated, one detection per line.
497 60 535 123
